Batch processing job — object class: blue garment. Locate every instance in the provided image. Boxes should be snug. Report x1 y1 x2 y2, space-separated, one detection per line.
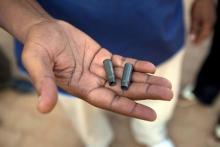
16 0 185 72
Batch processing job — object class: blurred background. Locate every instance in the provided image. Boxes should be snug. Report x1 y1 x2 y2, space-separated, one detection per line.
0 0 220 147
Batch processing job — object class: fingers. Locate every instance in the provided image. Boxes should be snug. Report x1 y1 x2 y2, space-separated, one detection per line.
22 42 58 113
90 48 156 74
89 49 173 102
90 49 156 79
114 68 172 88
87 87 157 121
112 55 156 73
190 18 212 44
105 79 173 101
90 64 171 88
190 0 216 44
190 18 200 42
195 23 212 44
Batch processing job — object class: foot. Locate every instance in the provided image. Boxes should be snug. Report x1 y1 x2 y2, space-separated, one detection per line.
181 85 198 102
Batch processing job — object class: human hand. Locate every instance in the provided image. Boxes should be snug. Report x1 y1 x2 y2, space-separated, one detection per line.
190 0 216 44
22 20 173 121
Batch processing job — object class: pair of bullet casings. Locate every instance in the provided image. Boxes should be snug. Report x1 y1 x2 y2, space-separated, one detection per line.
103 59 133 90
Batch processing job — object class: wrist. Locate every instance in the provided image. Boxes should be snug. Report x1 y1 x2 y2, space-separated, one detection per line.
0 0 54 43
20 17 55 42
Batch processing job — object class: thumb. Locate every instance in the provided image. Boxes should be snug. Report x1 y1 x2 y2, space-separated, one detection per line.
22 42 58 113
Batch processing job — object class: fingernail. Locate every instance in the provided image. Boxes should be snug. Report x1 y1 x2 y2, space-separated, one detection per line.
190 34 196 41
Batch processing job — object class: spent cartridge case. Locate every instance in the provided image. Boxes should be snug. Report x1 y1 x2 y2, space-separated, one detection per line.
121 63 133 90
103 59 116 86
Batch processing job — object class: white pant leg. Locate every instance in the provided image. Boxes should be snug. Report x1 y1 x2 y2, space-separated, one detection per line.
131 49 185 146
59 95 113 147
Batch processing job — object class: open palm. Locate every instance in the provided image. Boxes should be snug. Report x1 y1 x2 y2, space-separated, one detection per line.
22 20 173 121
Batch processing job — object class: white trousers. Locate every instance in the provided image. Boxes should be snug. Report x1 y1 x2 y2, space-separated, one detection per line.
59 49 185 147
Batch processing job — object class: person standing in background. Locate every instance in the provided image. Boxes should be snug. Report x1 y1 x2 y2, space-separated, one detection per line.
183 0 220 140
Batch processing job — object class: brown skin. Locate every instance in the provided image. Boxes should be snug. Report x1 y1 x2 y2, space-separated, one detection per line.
0 0 173 121
190 0 216 44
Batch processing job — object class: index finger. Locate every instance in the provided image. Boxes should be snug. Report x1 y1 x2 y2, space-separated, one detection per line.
112 55 156 74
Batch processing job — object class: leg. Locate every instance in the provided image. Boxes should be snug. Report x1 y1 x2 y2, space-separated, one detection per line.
131 49 185 146
59 95 114 147
193 4 220 105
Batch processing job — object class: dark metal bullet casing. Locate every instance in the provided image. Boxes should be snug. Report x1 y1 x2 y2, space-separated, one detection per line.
121 63 133 90
103 59 116 86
